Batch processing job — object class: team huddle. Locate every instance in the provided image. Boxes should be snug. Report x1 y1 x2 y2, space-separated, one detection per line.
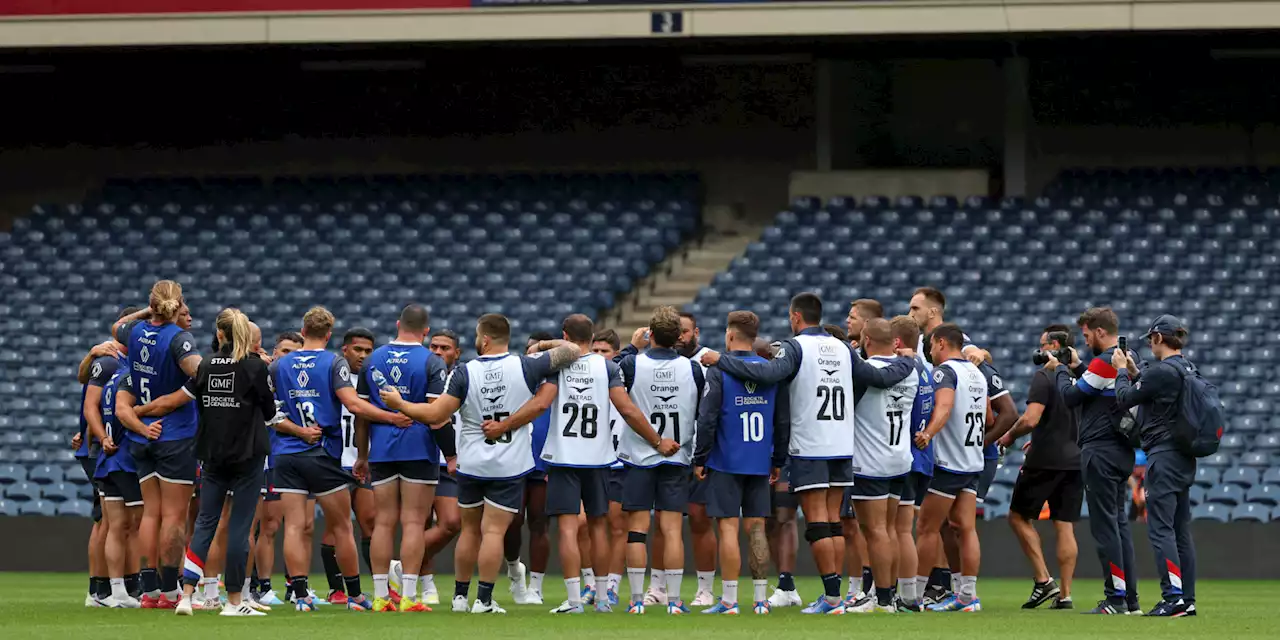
74 279 1017 617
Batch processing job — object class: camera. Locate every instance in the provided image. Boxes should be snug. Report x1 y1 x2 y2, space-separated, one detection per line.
1032 331 1072 366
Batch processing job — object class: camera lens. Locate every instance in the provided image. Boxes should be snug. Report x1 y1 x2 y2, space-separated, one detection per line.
1031 350 1049 366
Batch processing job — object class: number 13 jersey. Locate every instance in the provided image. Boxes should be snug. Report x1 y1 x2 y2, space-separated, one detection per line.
933 359 988 474
543 353 621 468
852 355 918 479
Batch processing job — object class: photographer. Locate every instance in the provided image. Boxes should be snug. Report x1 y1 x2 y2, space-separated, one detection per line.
1002 325 1081 610
1113 315 1196 618
1042 307 1139 615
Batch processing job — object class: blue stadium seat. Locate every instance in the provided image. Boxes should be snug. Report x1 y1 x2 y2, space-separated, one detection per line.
1191 503 1230 522
1231 503 1270 522
1205 484 1245 506
1246 484 1280 507
1193 467 1220 488
1222 467 1260 488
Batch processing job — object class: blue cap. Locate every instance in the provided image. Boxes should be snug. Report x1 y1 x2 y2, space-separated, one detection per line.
1140 314 1187 341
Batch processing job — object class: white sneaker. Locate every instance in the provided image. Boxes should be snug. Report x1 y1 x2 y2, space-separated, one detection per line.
424 586 440 605
220 602 267 617
107 595 141 609
691 589 717 607
389 559 404 592
875 603 897 614
452 595 469 613
508 561 528 599
85 593 101 607
845 595 876 614
471 599 507 614
514 589 543 605
768 588 802 608
175 595 194 616
643 586 666 606
246 598 271 612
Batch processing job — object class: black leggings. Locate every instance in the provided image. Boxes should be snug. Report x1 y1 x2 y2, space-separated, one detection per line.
184 457 265 593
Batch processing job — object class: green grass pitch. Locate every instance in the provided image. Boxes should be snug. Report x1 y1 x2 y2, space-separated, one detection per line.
4 573 1278 639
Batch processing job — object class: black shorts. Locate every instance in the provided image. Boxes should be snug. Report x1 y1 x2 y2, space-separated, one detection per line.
79 457 103 522
688 473 711 505
370 460 440 486
927 469 980 500
130 437 198 485
547 466 610 517
263 468 281 502
274 451 352 497
789 458 854 492
527 469 548 484
99 470 144 507
1010 468 1084 522
705 471 771 519
605 468 626 504
621 464 690 514
436 467 459 499
841 475 906 517
458 475 526 513
977 458 998 502
898 472 932 507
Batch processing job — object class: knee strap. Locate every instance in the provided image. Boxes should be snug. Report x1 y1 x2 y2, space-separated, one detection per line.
804 522 830 544
627 531 647 544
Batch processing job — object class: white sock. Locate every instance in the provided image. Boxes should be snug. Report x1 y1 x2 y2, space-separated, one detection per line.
951 573 961 594
581 568 595 586
111 578 128 600
203 579 218 601
565 577 582 606
595 576 609 599
847 575 861 597
627 567 646 600
664 570 683 605
241 578 250 596
753 579 768 603
423 575 436 593
915 576 929 604
403 575 418 600
529 572 545 594
373 574 389 599
696 570 715 594
898 578 915 604
722 580 738 606
507 559 522 578
958 575 977 604
608 573 622 593
649 569 666 592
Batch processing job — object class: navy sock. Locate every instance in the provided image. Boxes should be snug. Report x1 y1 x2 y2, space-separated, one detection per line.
778 572 795 591
344 575 363 599
160 566 179 593
260 578 272 595
250 576 261 594
88 577 97 596
876 586 893 607
290 576 310 601
862 567 873 595
820 573 841 598
927 567 948 591
320 544 343 591
125 573 141 598
141 568 159 593
478 581 495 605
455 581 471 599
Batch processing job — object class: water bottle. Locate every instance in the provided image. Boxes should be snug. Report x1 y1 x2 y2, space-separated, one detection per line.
371 369 392 391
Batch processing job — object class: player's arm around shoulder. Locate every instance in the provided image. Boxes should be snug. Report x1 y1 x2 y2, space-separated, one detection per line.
693 367 723 471
713 339 797 385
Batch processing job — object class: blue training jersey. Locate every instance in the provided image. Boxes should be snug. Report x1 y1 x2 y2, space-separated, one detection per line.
272 349 351 459
358 342 447 464
531 410 551 472
708 355 778 476
78 354 121 458
95 365 137 477
909 360 936 476
124 321 198 443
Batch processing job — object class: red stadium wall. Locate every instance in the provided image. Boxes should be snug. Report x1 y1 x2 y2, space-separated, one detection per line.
1 0 467 15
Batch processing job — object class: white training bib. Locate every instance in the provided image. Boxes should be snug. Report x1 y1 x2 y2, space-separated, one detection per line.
618 352 696 467
852 356 918 479
544 353 615 468
456 354 535 479
340 367 358 469
934 359 988 474
788 333 855 459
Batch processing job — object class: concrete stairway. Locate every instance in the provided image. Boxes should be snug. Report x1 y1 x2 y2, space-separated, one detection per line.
602 222 767 331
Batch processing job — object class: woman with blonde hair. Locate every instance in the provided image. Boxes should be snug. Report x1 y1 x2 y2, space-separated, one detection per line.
112 280 202 608
174 307 276 616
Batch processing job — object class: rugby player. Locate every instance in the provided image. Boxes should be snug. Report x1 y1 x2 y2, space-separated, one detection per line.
420 329 464 605
677 312 718 607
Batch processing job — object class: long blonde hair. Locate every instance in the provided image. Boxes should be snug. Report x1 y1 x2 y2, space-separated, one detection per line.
149 280 184 322
215 308 253 361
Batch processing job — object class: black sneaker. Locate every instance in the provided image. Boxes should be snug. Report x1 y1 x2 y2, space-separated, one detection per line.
921 585 949 607
1084 600 1123 615
893 596 921 613
1021 579 1061 609
1049 597 1074 610
1146 599 1194 617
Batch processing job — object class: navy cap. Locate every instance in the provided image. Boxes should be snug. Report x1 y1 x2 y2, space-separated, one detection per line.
1140 314 1187 341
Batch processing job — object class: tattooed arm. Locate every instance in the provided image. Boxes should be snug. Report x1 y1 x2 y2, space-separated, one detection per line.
546 343 585 371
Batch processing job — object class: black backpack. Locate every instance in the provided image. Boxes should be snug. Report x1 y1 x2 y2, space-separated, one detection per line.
1166 359 1225 458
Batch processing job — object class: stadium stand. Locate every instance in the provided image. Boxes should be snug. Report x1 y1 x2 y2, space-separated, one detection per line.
689 167 1280 522
0 172 702 518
